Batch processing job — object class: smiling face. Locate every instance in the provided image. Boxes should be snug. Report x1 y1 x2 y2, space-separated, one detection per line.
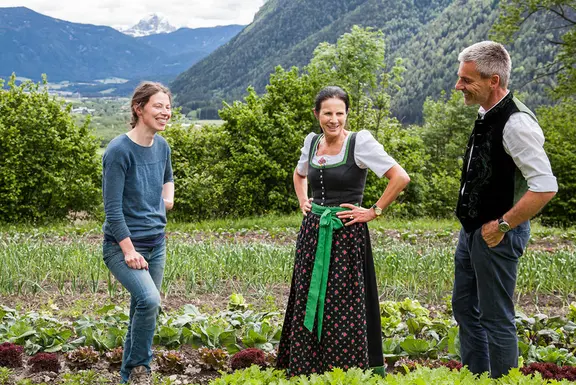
455 61 502 110
314 97 348 140
455 61 493 107
135 91 171 132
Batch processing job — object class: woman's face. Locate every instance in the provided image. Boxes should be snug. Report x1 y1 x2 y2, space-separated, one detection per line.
315 97 347 139
136 92 171 132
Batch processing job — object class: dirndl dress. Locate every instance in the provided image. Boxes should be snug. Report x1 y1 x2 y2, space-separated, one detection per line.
277 132 384 376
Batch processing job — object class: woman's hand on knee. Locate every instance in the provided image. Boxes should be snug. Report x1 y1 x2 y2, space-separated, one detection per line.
124 250 149 270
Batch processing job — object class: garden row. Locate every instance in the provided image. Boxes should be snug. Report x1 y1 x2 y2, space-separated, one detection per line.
1 238 575 302
1 298 575 383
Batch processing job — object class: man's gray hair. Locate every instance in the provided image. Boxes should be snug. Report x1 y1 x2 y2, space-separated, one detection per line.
458 41 511 88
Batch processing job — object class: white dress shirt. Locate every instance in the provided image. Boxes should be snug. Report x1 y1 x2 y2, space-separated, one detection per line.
477 92 558 193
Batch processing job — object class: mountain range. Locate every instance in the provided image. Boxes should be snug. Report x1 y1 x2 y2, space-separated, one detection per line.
171 0 560 123
0 7 244 84
1 2 562 122
122 14 177 37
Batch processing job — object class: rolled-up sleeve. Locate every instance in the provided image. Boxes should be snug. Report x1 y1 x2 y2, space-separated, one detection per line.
503 113 558 192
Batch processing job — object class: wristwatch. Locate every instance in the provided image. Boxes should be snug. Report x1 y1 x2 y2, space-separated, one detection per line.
371 204 382 217
498 217 512 233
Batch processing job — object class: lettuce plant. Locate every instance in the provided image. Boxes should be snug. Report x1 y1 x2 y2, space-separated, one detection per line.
198 347 229 371
64 346 100 369
28 352 59 373
155 350 186 374
0 342 24 368
230 348 266 370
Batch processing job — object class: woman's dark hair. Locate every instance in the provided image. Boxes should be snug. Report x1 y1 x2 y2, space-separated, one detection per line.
130 81 172 128
314 86 349 112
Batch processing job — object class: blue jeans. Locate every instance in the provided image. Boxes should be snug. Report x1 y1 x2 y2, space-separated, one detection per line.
452 221 530 378
103 239 166 383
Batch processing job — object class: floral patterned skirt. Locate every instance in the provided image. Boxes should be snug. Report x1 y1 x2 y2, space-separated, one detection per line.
277 212 384 376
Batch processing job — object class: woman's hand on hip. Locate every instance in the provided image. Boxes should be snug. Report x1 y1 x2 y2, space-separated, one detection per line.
124 250 149 270
300 197 313 216
337 203 376 226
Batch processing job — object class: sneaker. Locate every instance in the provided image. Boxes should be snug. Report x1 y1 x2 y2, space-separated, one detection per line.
128 366 151 385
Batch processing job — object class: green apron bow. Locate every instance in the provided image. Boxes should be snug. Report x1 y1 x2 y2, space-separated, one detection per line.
304 202 346 340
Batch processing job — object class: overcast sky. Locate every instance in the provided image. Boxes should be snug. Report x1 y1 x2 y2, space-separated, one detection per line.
0 0 266 29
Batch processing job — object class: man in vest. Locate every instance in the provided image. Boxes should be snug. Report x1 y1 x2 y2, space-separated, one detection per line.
452 41 558 378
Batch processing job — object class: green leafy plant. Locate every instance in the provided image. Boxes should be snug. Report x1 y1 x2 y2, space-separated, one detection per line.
15 380 34 385
532 346 576 366
74 308 128 351
240 321 281 353
60 370 111 385
0 367 12 385
228 294 249 311
568 302 576 323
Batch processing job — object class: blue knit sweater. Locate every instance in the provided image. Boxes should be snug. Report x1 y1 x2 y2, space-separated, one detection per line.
102 134 173 242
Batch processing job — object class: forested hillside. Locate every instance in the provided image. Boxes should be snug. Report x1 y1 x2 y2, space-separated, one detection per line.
393 0 559 122
171 0 560 122
171 0 452 113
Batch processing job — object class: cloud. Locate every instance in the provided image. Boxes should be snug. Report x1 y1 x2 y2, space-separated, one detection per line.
0 0 265 28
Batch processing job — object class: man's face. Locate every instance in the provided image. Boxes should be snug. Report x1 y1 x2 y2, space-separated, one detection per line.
455 61 493 107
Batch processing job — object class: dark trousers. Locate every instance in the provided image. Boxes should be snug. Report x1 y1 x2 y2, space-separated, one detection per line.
452 221 530 378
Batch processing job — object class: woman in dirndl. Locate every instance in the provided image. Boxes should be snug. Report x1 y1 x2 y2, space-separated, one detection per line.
277 86 410 376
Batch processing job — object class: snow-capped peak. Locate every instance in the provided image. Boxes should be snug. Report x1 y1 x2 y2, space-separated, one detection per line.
121 13 177 37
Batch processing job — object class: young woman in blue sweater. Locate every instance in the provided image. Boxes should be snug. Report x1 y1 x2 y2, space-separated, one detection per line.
102 82 174 384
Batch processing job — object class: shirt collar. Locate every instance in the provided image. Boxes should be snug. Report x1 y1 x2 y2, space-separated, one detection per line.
478 90 510 118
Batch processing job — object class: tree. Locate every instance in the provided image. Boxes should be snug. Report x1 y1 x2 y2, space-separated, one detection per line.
416 91 478 217
538 100 576 226
307 25 405 136
165 26 409 219
492 0 576 98
0 75 101 222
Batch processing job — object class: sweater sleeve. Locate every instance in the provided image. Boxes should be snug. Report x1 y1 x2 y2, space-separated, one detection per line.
102 146 131 242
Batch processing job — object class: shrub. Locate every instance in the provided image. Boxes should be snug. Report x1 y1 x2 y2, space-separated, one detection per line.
28 352 59 373
0 342 24 368
64 346 100 370
155 350 186 374
0 74 101 223
539 100 576 226
230 348 267 370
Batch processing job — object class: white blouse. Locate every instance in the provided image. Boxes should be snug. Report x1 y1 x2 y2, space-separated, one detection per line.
296 130 397 178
